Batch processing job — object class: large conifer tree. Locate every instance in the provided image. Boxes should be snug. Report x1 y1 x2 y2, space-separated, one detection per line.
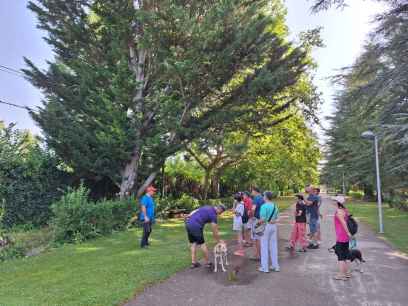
25 0 318 197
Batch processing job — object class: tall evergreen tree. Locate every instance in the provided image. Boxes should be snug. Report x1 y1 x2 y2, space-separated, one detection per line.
25 0 318 198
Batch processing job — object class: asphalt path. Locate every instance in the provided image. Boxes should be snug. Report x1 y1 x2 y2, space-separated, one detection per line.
125 196 408 306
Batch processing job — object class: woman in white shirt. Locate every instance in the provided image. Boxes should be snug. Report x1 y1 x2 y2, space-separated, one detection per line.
233 193 245 256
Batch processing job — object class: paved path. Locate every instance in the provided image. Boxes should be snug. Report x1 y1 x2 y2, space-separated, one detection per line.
125 196 408 306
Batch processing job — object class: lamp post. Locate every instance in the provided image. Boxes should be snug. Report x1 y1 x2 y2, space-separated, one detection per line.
361 131 384 234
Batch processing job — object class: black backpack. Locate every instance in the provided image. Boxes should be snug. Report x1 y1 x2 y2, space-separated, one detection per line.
347 214 358 235
242 205 249 224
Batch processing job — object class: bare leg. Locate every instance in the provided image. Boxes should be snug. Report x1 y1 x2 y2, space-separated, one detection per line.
200 243 209 264
191 243 197 263
255 239 261 259
237 231 243 250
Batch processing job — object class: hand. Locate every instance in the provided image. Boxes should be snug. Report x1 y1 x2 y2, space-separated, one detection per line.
144 217 150 223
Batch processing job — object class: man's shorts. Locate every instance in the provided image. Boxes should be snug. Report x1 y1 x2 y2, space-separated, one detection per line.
335 241 351 261
186 225 205 245
309 218 319 234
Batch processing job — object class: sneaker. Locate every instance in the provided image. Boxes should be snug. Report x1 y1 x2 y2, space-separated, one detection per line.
285 246 294 251
307 244 319 249
258 268 270 273
270 267 280 272
299 248 307 252
190 262 201 269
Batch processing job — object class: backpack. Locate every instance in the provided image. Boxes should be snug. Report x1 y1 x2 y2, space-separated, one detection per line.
347 214 358 236
242 205 249 224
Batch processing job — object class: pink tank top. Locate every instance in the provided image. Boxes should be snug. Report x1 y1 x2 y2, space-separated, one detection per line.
334 208 349 243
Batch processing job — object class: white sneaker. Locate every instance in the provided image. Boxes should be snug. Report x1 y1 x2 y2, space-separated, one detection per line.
270 267 280 272
258 268 269 273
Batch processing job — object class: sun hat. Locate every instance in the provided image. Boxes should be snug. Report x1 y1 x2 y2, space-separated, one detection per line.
332 195 346 204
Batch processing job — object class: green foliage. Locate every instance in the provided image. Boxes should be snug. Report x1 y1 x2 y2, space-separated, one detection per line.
25 0 320 197
222 116 320 193
51 186 135 243
321 2 408 201
0 123 68 228
156 193 200 218
348 190 364 201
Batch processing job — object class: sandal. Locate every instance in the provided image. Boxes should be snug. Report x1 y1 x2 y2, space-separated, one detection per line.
190 262 201 269
333 274 348 281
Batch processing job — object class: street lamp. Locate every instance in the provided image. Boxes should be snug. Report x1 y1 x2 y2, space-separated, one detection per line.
361 130 384 234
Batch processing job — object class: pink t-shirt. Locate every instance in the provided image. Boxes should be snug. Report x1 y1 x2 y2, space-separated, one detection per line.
334 208 349 243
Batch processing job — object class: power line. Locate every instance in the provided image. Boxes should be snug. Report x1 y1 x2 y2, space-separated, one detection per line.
0 67 24 78
0 65 24 76
0 99 32 111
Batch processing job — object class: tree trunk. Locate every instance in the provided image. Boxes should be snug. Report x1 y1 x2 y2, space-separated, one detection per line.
119 0 147 199
119 144 141 199
363 184 375 201
203 170 211 200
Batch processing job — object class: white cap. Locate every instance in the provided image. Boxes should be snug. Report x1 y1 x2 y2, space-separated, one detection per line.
332 195 346 204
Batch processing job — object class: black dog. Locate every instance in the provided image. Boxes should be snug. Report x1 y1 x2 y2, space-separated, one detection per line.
329 245 366 273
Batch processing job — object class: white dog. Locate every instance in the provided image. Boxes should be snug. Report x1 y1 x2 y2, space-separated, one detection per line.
213 241 228 272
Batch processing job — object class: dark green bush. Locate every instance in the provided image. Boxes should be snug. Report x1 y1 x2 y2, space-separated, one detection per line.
0 124 68 228
50 186 136 243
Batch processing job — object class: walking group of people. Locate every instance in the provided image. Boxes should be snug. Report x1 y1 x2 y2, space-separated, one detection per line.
139 184 356 280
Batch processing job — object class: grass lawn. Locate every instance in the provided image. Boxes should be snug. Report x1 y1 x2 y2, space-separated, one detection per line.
348 201 408 254
0 199 291 306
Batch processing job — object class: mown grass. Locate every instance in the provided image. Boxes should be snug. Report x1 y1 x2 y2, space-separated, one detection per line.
0 199 291 306
348 201 408 254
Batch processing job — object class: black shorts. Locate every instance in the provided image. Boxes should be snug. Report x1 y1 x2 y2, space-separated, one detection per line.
335 241 351 261
186 225 205 245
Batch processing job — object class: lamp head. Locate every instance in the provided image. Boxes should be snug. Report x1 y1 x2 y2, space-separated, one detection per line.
361 130 376 140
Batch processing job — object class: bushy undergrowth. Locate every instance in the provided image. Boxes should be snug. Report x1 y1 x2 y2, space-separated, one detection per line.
51 185 136 243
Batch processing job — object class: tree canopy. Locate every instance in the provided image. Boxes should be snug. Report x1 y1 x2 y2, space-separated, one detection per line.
24 0 321 198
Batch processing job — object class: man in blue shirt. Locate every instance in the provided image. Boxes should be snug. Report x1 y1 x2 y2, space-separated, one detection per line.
139 185 157 248
251 187 264 260
185 205 226 269
305 186 320 249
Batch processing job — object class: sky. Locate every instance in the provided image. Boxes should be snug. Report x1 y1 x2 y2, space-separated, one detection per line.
0 0 387 138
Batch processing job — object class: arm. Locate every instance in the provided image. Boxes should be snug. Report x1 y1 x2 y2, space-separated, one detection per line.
211 223 221 243
141 205 149 223
338 210 351 237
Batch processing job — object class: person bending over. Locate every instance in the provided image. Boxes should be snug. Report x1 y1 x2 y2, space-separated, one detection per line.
185 205 226 269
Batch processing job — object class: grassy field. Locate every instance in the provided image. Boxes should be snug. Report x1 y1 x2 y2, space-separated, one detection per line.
347 201 408 254
0 199 292 306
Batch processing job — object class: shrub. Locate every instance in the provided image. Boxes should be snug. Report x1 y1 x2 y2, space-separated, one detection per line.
50 185 136 243
156 194 201 218
348 190 364 201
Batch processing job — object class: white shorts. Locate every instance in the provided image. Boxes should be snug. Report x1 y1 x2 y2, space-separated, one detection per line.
233 221 243 231
250 218 261 240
